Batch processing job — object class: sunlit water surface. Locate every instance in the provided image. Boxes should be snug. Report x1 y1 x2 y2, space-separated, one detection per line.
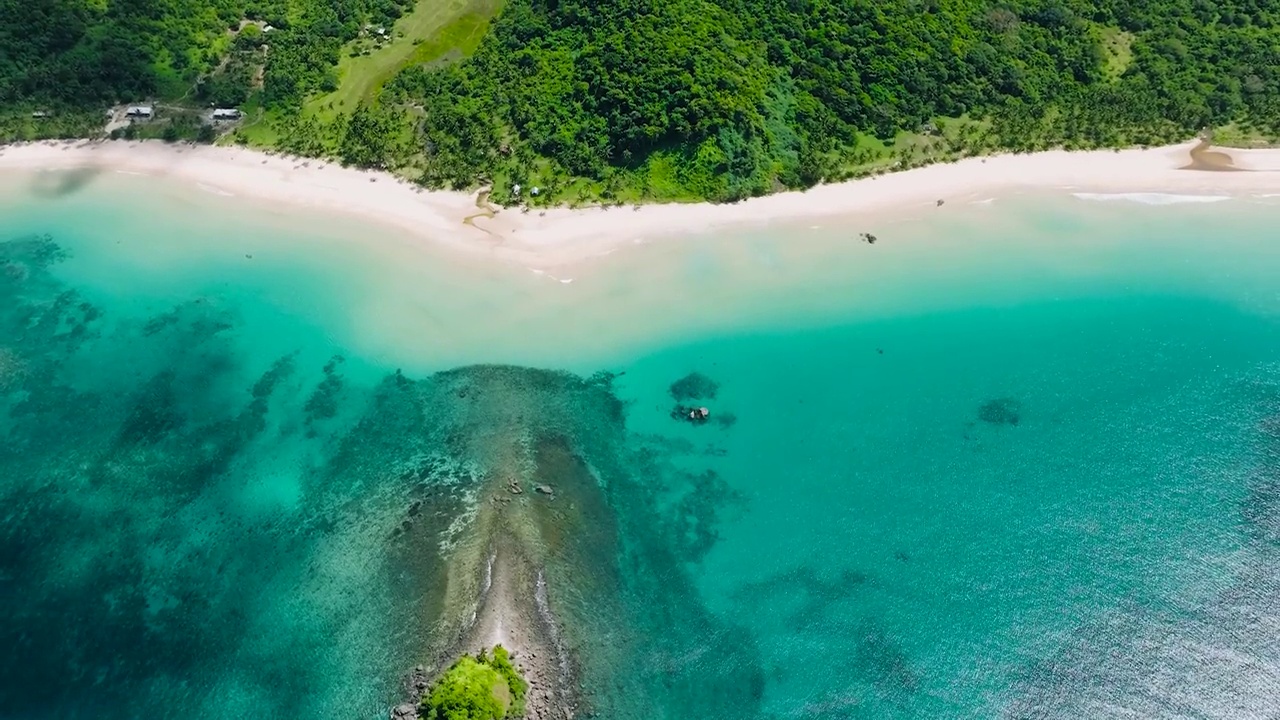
2 174 1280 719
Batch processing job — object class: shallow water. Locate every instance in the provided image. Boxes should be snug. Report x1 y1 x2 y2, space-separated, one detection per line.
2 172 1279 719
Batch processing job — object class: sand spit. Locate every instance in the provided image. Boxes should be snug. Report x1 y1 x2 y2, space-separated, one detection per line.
2 138 1280 267
393 452 582 720
399 526 575 720
458 537 576 720
388 366 635 720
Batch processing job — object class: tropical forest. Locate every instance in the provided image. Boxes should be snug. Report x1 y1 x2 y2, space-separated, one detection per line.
1 0 1278 203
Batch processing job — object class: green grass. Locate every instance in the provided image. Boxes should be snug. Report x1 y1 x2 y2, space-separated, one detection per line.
1096 26 1135 81
303 0 503 121
831 116 992 178
0 108 106 142
637 152 691 202
1209 122 1280 149
405 0 500 66
234 0 503 157
226 94 282 146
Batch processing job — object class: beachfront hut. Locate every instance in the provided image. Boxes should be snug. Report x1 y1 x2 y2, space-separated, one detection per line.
125 106 154 120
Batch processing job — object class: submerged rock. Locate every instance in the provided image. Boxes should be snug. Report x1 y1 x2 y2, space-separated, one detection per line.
671 404 711 425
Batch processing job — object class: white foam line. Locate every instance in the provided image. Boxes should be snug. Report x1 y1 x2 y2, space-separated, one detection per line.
197 183 234 197
1072 192 1232 205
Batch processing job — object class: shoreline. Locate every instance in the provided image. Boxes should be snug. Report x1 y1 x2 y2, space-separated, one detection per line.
2 139 1280 266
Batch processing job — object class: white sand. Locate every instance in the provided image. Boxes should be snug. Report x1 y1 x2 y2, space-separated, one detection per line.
1 139 1279 266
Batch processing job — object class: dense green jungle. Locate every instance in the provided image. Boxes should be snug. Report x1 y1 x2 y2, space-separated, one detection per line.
2 0 1278 200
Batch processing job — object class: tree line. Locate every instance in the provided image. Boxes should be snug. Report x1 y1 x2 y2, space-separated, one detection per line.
0 0 410 111
387 0 1280 201
2 0 1279 202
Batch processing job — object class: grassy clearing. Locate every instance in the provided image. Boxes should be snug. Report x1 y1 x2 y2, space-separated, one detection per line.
304 0 502 121
405 0 499 67
1210 122 1280 148
1096 26 1135 80
237 0 500 148
834 116 993 177
226 95 281 146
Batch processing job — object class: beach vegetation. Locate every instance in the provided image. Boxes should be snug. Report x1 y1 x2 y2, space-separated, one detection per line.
420 645 528 720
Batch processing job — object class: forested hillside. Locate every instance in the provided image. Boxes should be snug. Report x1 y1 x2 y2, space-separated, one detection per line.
389 0 1280 201
2 0 1279 203
0 0 411 107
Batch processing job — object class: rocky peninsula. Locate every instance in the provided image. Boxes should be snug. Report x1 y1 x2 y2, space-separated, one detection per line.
380 365 637 720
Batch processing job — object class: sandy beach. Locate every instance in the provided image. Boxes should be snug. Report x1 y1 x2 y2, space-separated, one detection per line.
1 138 1279 266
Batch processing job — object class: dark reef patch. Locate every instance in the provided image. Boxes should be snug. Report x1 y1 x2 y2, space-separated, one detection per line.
667 469 745 563
668 373 738 429
304 354 347 430
668 371 719 402
978 397 1022 426
0 233 767 720
0 233 459 719
733 566 872 632
854 621 920 695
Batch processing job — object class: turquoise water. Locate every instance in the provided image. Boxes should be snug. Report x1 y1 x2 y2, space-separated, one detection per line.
2 173 1280 719
612 297 1277 717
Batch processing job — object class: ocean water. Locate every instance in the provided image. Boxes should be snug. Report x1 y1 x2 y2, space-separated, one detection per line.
2 172 1280 720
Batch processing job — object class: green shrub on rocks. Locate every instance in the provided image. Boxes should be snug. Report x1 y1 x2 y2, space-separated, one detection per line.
422 645 527 720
